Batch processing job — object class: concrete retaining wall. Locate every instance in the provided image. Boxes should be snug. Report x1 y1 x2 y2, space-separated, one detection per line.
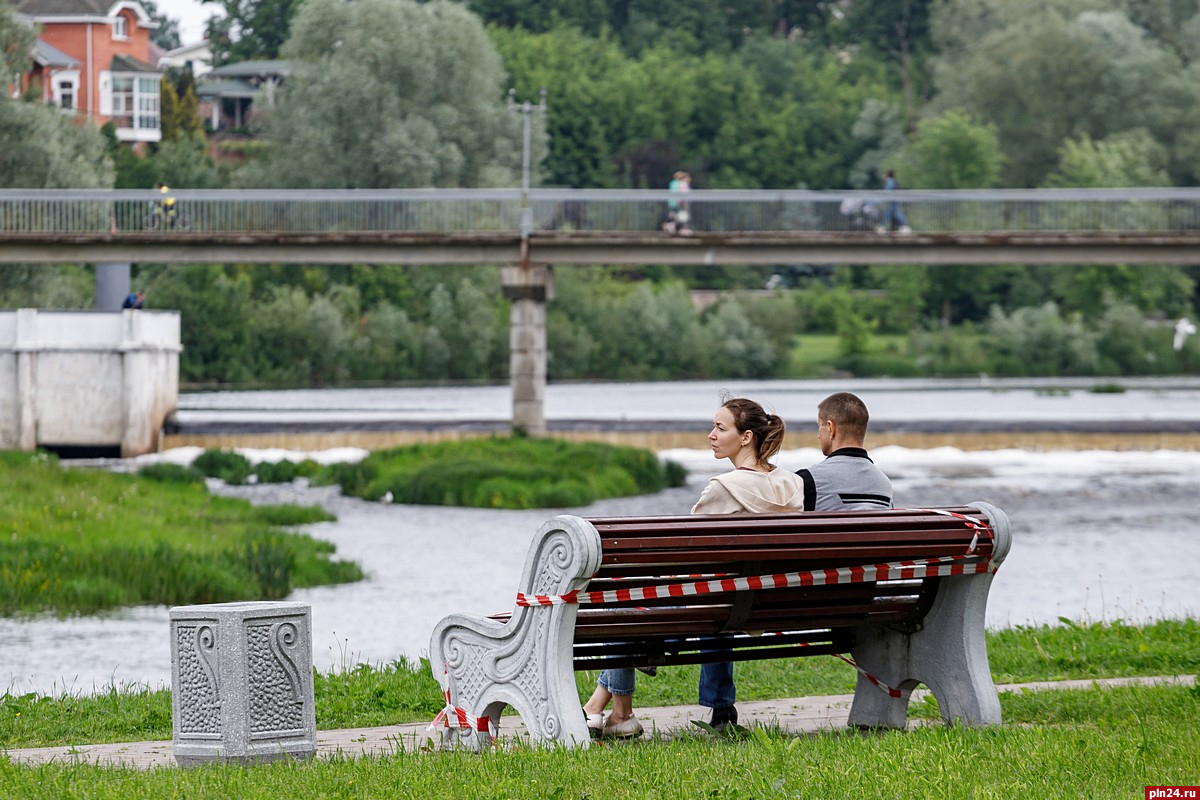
0 308 181 456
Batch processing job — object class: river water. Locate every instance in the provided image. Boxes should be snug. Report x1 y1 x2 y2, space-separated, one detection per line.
3 378 1199 696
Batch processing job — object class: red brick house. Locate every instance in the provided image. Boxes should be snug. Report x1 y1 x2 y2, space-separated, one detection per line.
12 0 163 144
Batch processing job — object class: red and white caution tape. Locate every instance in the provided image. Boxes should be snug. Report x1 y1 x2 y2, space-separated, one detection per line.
429 687 493 735
516 552 995 608
835 653 904 698
921 508 994 554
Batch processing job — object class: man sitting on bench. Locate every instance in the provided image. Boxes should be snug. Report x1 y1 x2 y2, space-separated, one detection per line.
797 392 893 511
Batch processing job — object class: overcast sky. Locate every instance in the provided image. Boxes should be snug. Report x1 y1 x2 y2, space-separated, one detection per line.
155 0 221 44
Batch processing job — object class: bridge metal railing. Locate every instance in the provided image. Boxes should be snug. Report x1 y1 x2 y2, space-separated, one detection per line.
2 188 1200 236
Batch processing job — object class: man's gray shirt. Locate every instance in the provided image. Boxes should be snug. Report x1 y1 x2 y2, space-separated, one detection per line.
796 447 893 511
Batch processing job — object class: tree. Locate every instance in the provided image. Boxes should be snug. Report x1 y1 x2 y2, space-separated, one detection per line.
159 78 182 142
1 2 34 83
0 101 114 188
160 77 205 143
895 108 1003 188
1043 130 1170 187
155 133 223 188
204 0 303 65
930 1 1200 185
837 0 936 127
237 0 523 188
140 0 182 50
849 98 907 189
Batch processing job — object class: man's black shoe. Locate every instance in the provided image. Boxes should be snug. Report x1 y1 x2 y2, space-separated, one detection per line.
710 705 738 732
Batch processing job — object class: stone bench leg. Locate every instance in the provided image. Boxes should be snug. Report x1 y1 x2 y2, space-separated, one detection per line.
847 500 1011 729
171 601 317 766
429 515 601 750
847 571 1001 728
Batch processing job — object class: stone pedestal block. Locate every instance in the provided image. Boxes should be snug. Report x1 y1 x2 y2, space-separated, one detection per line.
170 602 317 766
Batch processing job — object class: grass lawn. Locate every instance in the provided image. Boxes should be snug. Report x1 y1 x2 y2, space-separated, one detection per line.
2 618 1196 748
784 333 911 377
1 681 1196 799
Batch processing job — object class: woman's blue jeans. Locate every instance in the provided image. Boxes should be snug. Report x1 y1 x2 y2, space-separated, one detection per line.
597 668 636 696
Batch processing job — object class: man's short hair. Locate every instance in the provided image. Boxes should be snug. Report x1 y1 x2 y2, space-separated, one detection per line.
818 392 869 439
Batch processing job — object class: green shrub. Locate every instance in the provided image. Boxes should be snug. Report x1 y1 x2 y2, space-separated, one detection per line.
533 479 594 508
137 463 205 484
252 460 299 484
192 448 252 485
663 460 688 487
469 476 538 508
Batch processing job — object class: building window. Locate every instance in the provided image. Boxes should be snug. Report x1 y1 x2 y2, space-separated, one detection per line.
136 77 159 129
108 74 159 132
57 79 75 110
113 15 128 39
53 73 79 110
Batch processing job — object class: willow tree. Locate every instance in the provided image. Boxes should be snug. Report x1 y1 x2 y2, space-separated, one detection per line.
237 0 524 188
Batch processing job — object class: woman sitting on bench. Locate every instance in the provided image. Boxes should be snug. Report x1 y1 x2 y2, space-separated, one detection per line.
581 396 807 738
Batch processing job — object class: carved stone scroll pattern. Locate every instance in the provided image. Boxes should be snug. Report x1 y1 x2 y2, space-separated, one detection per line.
176 623 220 735
530 539 573 596
449 640 493 708
246 622 304 733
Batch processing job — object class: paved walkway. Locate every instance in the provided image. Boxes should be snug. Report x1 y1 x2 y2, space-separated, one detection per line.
3 675 1193 769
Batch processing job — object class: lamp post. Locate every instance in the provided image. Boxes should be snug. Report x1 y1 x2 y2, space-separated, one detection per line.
507 87 547 238
502 88 550 438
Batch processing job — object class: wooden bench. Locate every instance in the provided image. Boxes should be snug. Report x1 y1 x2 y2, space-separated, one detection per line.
429 502 1011 749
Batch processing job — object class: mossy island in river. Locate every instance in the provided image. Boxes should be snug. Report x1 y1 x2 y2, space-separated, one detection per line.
318 437 688 509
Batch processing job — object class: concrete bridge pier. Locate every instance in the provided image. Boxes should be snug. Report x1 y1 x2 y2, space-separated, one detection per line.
95 262 132 311
501 265 554 437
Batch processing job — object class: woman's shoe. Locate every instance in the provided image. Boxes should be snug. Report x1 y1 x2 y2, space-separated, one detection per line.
585 712 606 738
601 713 644 739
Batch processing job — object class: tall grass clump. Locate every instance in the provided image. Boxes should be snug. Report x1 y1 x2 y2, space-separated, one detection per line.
324 437 687 508
0 450 362 615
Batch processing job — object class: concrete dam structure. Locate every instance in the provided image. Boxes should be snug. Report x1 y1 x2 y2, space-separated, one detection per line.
0 309 181 457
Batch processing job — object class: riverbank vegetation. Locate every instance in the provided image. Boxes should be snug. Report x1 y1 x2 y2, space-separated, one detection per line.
2 618 1195 748
319 438 687 508
0 451 361 616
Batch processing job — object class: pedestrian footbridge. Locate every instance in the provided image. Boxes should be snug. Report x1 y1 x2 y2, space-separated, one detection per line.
3 187 1199 266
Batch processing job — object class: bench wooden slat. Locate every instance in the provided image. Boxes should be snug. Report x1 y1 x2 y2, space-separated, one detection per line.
571 606 919 641
599 527 983 551
597 542 987 567
589 508 990 535
577 643 843 670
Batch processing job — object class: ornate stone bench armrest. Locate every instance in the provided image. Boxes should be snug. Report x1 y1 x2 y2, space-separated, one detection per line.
848 500 1013 729
429 514 602 749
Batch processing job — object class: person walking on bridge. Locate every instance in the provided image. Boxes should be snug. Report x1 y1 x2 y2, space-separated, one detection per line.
883 170 911 234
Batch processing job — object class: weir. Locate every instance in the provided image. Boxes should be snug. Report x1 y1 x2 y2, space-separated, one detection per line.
0 309 181 457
